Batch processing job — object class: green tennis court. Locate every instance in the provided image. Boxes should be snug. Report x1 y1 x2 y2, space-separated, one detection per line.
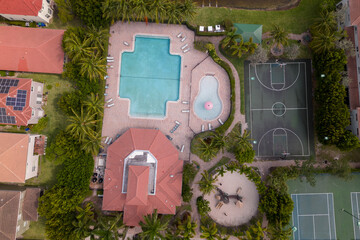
244 61 314 158
291 193 337 240
288 174 360 240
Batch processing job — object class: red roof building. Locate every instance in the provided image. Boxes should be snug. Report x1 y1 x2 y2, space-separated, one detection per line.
0 26 65 74
339 0 360 139
102 128 183 226
0 77 44 126
0 0 53 23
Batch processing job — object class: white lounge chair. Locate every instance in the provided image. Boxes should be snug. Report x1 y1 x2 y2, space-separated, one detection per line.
208 26 213 32
180 145 185 153
183 48 190 53
215 25 221 31
123 41 129 46
106 98 113 103
181 43 188 50
208 123 212 130
181 109 190 113
105 85 109 89
201 125 205 132
199 26 205 32
107 103 115 108
175 120 181 125
182 101 189 104
181 36 187 42
107 138 113 145
104 93 108 96
106 57 114 60
218 119 224 125
107 59 114 63
177 32 183 38
104 136 110 144
104 75 109 80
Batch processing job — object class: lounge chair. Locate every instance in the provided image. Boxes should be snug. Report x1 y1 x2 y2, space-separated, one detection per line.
201 125 205 132
218 119 224 125
104 136 110 144
181 36 187 42
180 145 185 153
104 93 108 96
106 98 113 103
105 85 109 89
199 26 205 32
175 120 181 125
107 59 114 63
106 57 114 60
208 26 213 32
181 109 190 113
123 41 129 46
107 138 113 145
170 121 181 133
104 75 109 80
107 103 115 108
182 101 189 104
177 32 183 38
183 48 190 53
215 25 221 32
181 43 188 50
208 123 212 130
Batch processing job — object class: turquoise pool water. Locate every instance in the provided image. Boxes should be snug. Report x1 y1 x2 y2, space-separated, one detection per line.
119 36 181 118
194 76 222 120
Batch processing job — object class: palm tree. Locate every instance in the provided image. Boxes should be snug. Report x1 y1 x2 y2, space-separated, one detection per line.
311 10 337 35
244 37 258 55
266 220 292 240
230 39 248 58
270 24 289 47
211 132 227 153
198 170 218 195
64 32 94 61
102 0 125 24
225 162 238 173
139 209 169 240
86 25 110 53
227 124 253 153
81 131 103 156
238 221 265 240
72 203 95 239
221 29 241 49
196 138 218 161
166 2 181 24
84 93 104 117
179 0 197 21
66 107 98 142
216 166 226 177
177 215 197 240
309 32 337 54
133 0 151 22
150 0 169 23
200 222 220 240
92 213 127 240
79 54 107 82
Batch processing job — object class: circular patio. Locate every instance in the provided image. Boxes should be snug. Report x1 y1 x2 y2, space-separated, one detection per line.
204 172 259 226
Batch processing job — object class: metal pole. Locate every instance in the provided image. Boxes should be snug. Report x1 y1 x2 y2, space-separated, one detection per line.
341 208 360 225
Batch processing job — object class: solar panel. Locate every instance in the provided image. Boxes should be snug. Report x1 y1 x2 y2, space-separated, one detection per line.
0 108 16 124
13 106 23 111
0 79 19 94
15 90 27 107
6 97 16 106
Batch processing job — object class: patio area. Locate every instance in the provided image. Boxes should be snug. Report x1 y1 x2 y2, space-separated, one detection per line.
102 22 231 160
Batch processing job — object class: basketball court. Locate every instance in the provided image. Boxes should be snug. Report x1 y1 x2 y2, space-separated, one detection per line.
244 60 314 158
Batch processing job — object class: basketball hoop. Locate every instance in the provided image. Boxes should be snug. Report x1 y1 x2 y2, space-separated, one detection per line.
281 152 290 159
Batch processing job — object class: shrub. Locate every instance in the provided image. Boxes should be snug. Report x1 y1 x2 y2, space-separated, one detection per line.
196 196 211 217
46 84 53 90
336 130 360 151
235 148 255 164
284 44 300 60
30 116 49 133
259 186 294 226
223 19 234 31
194 41 209 52
247 46 269 63
58 91 82 115
182 162 199 202
205 43 236 134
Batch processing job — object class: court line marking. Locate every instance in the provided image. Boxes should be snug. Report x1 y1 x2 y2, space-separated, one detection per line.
272 129 288 155
313 215 316 239
298 214 329 217
330 193 337 240
327 193 332 239
257 127 304 156
351 192 356 240
251 107 307 111
292 193 335 240
249 62 310 157
254 62 302 92
356 192 359 238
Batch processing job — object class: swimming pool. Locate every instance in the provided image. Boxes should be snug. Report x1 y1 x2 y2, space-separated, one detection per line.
119 36 181 118
193 76 222 120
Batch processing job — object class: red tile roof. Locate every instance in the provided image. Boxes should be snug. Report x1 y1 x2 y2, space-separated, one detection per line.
349 0 360 26
0 26 65 74
0 77 32 126
103 128 183 226
0 0 42 16
0 191 20 240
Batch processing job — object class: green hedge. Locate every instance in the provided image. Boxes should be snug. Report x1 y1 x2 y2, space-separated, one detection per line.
204 43 236 134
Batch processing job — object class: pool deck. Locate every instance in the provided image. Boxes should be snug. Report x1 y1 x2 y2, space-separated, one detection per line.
102 22 231 160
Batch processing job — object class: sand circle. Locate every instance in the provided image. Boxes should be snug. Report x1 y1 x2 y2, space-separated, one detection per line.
204 172 259 227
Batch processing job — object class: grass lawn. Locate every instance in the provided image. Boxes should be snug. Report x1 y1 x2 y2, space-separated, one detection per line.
25 156 62 187
22 217 46 240
190 0 322 34
17 73 72 139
